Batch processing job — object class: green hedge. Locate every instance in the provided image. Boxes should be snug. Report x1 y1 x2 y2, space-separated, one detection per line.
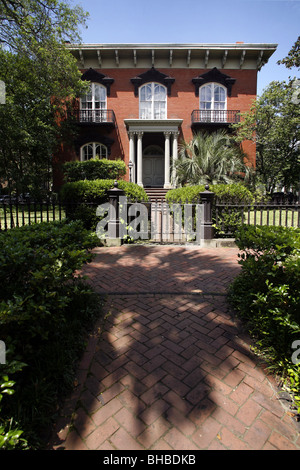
166 183 254 204
63 158 127 182
60 179 149 229
229 225 300 413
166 184 254 237
60 179 148 204
0 221 102 448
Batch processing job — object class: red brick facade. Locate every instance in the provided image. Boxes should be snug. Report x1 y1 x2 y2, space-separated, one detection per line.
53 44 276 190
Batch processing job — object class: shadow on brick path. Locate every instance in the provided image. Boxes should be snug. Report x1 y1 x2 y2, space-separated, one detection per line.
48 245 300 450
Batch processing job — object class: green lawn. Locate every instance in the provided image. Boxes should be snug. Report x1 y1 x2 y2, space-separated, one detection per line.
1 204 299 232
0 205 66 230
242 207 300 228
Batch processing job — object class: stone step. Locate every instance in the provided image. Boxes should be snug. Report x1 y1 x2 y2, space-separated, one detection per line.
144 188 169 202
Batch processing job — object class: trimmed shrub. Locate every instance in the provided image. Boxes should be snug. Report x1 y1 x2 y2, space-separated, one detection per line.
228 225 300 413
166 183 254 204
60 179 149 229
166 183 254 237
62 158 127 182
0 220 101 447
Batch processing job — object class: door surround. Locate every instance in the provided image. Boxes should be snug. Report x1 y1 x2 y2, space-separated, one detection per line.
142 145 164 187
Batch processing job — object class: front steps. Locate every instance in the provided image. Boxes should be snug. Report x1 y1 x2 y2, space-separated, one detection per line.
144 187 169 202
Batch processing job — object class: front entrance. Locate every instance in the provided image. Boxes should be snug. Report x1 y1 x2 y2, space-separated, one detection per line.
142 146 164 187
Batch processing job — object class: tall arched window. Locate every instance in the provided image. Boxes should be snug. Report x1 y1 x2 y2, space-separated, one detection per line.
199 83 227 122
80 142 108 161
139 83 167 120
80 83 107 123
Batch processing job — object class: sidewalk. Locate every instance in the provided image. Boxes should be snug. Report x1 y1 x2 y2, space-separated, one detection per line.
49 245 300 450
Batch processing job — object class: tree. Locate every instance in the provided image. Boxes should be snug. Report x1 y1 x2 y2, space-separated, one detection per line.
232 81 300 194
0 1 89 196
0 0 88 51
175 130 252 186
277 36 300 69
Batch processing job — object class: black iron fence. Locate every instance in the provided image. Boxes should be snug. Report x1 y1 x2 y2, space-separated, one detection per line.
1 196 299 240
215 201 300 237
0 200 66 231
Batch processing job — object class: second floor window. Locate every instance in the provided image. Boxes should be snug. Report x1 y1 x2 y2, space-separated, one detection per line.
139 83 167 120
80 83 107 123
199 83 227 121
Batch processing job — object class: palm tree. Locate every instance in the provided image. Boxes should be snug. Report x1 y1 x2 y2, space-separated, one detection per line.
175 130 252 186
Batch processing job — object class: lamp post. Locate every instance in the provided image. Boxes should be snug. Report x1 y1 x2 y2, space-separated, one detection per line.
128 160 133 183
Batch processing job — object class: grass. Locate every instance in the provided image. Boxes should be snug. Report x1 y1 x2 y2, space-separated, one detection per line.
215 206 300 231
1 204 300 233
0 204 66 230
244 207 300 228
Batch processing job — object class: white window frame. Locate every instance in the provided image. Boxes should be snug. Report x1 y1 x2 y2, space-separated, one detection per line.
139 82 167 120
80 142 108 161
199 83 227 122
80 83 107 122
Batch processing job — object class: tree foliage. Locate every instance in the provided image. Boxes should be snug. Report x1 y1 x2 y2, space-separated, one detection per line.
277 36 300 69
175 130 252 186
232 81 300 194
0 0 88 50
0 0 89 196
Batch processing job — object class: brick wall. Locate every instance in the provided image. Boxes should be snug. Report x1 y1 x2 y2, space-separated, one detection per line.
53 67 257 188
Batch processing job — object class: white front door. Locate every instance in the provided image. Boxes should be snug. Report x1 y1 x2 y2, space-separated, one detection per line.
143 156 164 187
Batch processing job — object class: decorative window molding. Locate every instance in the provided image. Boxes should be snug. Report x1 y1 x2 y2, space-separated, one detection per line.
80 82 107 111
81 68 114 96
131 67 175 97
139 82 167 120
200 83 227 110
192 68 236 97
80 142 108 161
199 83 227 122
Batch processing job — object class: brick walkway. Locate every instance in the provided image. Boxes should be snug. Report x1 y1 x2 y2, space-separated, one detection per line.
49 245 300 450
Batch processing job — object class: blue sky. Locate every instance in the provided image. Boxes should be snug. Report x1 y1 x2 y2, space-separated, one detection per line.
76 0 299 95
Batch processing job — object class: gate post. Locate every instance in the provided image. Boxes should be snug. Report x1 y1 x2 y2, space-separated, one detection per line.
106 181 125 246
199 184 214 240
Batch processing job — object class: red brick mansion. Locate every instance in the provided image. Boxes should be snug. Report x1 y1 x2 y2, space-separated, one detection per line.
53 42 277 191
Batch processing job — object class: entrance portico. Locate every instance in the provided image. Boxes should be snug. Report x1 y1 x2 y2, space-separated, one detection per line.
125 119 182 188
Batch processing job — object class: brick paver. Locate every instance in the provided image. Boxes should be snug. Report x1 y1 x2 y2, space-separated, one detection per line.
49 245 300 450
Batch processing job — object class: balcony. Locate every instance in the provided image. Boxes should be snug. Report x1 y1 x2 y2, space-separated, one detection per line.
77 109 116 127
191 110 240 128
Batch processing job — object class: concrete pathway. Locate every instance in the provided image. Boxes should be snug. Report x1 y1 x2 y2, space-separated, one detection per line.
49 245 300 450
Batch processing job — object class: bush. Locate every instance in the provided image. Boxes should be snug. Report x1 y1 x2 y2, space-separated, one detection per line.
166 183 254 236
60 179 149 229
228 225 300 413
166 183 254 204
63 158 127 182
0 359 28 450
0 220 102 447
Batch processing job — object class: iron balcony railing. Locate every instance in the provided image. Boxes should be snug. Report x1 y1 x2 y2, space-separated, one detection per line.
192 109 240 125
78 109 115 125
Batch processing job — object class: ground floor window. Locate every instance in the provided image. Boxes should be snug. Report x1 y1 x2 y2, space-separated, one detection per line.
80 142 108 161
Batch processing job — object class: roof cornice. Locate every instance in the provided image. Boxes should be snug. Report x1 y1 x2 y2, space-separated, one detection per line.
67 42 277 71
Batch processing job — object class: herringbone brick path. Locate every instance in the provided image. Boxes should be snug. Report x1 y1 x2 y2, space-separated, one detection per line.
49 245 300 450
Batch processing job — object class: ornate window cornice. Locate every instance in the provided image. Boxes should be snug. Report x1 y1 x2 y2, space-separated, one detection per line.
192 68 236 97
131 67 175 97
81 68 114 96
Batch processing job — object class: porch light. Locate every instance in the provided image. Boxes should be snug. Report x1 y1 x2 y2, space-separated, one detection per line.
128 160 133 182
